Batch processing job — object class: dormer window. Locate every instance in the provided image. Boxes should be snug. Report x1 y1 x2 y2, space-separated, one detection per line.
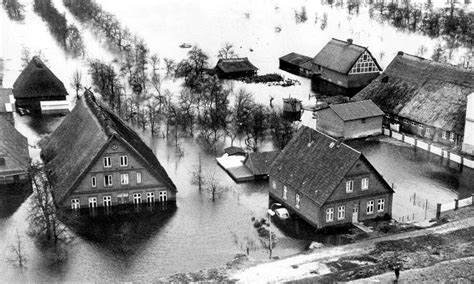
120 155 128 167
103 157 111 168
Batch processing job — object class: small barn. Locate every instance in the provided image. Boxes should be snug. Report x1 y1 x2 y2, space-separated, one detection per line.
13 56 68 113
312 38 381 97
243 151 280 180
215 58 258 79
279 52 313 77
0 116 30 187
314 100 384 139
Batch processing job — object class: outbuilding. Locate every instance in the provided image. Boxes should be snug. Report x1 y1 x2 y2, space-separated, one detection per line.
215 58 258 79
279 52 313 77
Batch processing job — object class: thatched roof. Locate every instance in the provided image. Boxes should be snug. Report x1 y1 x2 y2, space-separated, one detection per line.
313 38 380 74
354 52 474 133
270 126 361 207
12 56 68 99
40 90 176 203
279 52 312 66
0 116 29 175
328 100 384 121
244 151 280 176
216 58 258 73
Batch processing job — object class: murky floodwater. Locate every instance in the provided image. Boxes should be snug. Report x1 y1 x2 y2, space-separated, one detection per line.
1 0 472 281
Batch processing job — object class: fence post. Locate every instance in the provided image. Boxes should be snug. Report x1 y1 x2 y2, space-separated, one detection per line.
424 199 428 220
413 193 416 205
454 199 459 211
436 203 441 220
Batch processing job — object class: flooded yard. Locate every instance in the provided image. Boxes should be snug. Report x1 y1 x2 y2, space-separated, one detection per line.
0 0 472 281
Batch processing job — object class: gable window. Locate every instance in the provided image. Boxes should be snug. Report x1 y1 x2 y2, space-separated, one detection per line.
361 178 369 190
88 197 97 208
295 193 301 209
337 206 345 220
283 186 288 200
103 196 111 207
120 155 128 167
346 180 354 193
71 199 80 210
442 130 448 139
103 157 111 168
147 192 155 203
326 208 334 222
137 172 142 184
367 200 374 214
0 157 5 166
91 176 97 188
449 132 455 141
133 193 142 205
272 181 276 189
377 199 385 212
104 175 113 187
426 128 431 135
159 191 168 202
120 173 129 185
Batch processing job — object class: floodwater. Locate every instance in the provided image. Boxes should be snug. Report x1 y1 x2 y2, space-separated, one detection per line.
0 0 473 281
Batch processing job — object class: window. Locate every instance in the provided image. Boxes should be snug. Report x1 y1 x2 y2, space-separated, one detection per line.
361 118 366 124
377 199 385 212
426 128 431 135
91 176 97 188
104 175 113 187
120 173 129 185
159 191 167 202
367 200 374 214
272 181 276 189
146 192 155 203
133 193 142 205
361 178 369 190
419 124 424 129
326 208 334 222
442 131 448 139
337 206 345 220
346 180 353 193
450 132 455 141
0 157 5 166
103 196 111 207
283 186 288 200
120 155 128 167
411 121 416 126
295 193 301 209
71 199 80 210
137 172 142 184
88 197 97 208
103 157 111 168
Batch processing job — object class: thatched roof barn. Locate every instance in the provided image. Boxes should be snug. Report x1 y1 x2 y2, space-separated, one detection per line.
215 57 258 79
40 90 176 207
0 116 29 185
354 52 474 134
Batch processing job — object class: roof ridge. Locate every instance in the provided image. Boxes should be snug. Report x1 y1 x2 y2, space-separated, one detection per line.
302 125 362 155
331 38 367 50
83 91 117 136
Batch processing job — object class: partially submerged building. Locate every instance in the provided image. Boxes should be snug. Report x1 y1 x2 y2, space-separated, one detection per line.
312 38 382 97
0 116 30 187
215 58 258 79
0 88 15 124
279 52 313 77
40 90 176 212
13 56 69 114
314 100 384 139
217 151 280 183
354 52 474 148
269 126 393 229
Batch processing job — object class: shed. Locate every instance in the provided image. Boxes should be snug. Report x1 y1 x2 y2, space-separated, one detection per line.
215 58 258 79
279 52 313 77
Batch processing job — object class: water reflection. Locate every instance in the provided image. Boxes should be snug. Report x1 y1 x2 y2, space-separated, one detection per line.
0 184 31 219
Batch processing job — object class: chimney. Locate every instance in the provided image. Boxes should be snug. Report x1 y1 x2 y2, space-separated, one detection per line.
397 51 404 56
347 38 353 45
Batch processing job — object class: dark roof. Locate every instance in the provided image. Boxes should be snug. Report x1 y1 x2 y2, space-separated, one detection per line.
328 100 384 121
299 60 313 71
313 38 379 74
279 52 312 66
216 58 258 73
12 56 68 99
244 151 280 176
0 88 14 113
40 90 176 203
354 53 474 133
269 126 362 207
224 146 246 156
0 116 29 175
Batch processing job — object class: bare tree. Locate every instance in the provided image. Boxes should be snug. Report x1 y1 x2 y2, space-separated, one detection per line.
217 42 238 59
231 232 258 256
7 229 27 268
71 69 82 98
191 153 204 191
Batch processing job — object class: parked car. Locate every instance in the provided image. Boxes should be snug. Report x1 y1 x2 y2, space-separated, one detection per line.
274 208 290 220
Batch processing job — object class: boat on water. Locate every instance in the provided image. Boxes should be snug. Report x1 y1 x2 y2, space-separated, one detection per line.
179 43 192 48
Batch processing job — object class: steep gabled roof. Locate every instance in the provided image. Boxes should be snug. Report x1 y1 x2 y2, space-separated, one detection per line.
279 52 312 66
354 52 474 133
244 151 280 176
0 116 29 175
40 90 176 203
313 38 377 74
12 56 68 99
269 126 361 207
329 100 384 121
216 57 258 73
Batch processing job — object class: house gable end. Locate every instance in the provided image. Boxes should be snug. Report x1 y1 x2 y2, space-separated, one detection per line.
348 51 382 75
